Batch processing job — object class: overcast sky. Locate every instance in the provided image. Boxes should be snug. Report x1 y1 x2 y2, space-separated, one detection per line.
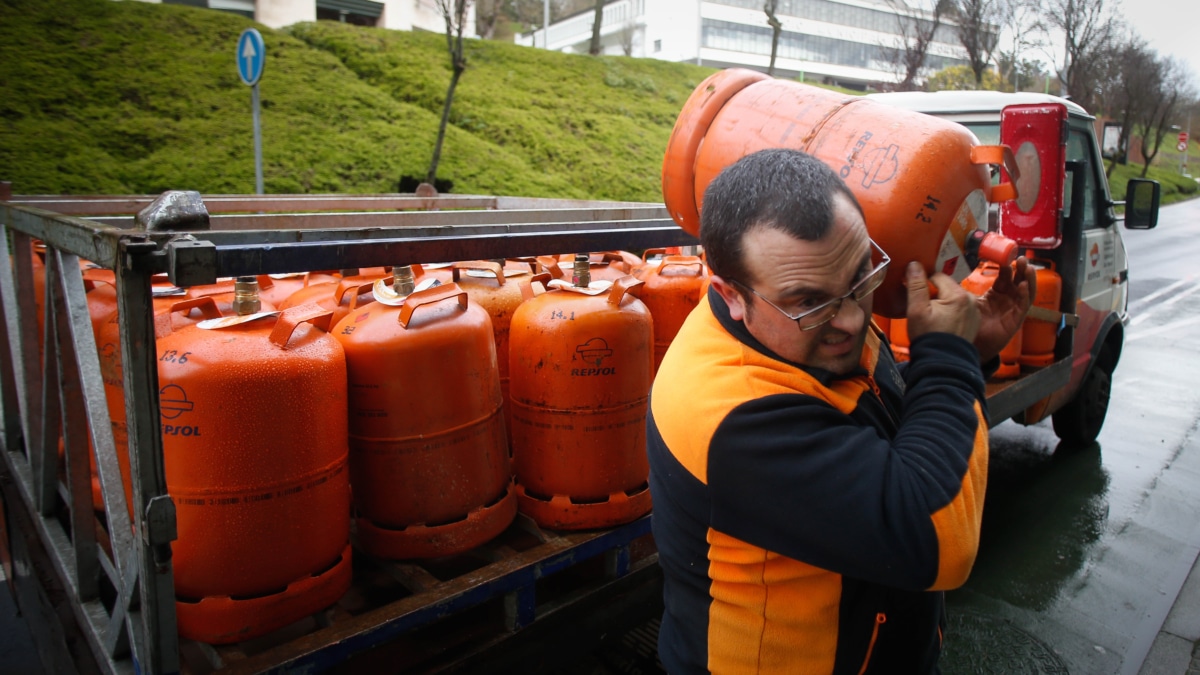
1116 0 1200 94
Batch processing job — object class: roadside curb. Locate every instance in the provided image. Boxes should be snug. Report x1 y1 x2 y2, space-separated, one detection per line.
1140 548 1200 674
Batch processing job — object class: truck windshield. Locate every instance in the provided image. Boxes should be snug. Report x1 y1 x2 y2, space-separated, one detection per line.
962 123 1000 145
961 123 1002 186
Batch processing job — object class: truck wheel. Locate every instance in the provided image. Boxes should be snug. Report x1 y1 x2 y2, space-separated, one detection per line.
1052 347 1114 446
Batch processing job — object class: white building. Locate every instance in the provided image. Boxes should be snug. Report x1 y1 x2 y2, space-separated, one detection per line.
136 0 474 34
517 0 972 89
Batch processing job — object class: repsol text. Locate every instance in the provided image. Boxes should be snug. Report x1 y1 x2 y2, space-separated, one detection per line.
571 367 616 376
162 425 201 437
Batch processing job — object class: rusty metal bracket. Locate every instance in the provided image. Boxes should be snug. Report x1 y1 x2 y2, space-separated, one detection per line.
165 236 218 287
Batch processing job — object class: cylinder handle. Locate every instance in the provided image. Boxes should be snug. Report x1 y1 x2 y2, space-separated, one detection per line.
398 282 469 328
971 145 1020 203
520 272 553 302
269 303 335 348
155 297 222 338
452 260 506 285
333 278 380 310
607 275 644 306
651 255 707 278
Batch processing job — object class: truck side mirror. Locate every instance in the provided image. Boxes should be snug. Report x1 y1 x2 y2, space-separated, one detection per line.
999 103 1068 249
1123 179 1160 229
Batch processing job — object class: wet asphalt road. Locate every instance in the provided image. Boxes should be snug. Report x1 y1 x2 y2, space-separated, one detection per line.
940 196 1200 674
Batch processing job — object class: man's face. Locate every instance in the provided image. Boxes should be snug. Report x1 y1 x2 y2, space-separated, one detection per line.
716 195 875 375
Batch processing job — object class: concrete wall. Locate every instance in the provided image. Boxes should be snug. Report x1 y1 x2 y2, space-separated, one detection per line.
257 0 315 27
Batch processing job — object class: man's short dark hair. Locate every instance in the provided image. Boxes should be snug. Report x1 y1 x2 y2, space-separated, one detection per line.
699 149 863 285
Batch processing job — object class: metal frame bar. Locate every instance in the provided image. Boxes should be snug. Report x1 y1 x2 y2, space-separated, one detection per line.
0 194 693 675
0 233 141 675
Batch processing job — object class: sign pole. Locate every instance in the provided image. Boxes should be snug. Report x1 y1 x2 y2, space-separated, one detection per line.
252 82 263 194
237 28 266 194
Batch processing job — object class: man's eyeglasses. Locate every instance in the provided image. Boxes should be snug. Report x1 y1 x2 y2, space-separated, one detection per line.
730 239 890 332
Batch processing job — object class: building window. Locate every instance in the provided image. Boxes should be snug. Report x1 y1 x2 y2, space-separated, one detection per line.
654 39 662 52
317 0 384 26
709 0 973 47
701 18 967 73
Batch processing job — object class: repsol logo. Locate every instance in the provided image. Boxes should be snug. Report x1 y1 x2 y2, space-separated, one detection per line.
571 367 617 376
162 425 201 437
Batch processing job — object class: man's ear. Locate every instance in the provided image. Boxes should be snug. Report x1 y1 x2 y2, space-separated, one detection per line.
710 275 748 322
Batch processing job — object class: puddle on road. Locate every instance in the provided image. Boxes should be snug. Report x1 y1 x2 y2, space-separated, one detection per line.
964 427 1111 611
941 611 1069 674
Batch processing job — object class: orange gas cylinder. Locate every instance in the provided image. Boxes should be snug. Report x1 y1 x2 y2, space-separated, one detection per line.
451 261 534 451
662 68 1018 317
637 255 709 371
508 263 654 530
413 262 455 285
93 278 276 514
279 272 387 326
157 301 352 644
333 271 515 559
1020 260 1063 367
259 271 339 307
556 252 637 282
961 263 1023 378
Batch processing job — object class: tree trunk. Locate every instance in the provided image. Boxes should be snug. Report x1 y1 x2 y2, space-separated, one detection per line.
427 66 462 185
589 0 604 55
765 2 781 77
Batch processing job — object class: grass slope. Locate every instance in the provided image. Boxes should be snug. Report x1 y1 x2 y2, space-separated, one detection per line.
285 22 713 202
2 0 702 198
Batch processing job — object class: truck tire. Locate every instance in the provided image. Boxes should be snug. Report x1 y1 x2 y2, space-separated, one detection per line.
1052 346 1114 446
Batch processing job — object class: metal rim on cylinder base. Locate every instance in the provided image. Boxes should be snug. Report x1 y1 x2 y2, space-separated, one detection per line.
175 543 353 645
356 481 519 560
515 483 652 531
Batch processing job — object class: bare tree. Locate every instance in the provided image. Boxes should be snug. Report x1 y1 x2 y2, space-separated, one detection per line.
952 0 1002 86
476 0 501 38
589 0 604 55
1041 0 1117 111
765 0 783 76
426 0 470 187
1137 57 1194 177
618 18 635 56
1100 37 1154 177
886 0 951 91
995 0 1044 90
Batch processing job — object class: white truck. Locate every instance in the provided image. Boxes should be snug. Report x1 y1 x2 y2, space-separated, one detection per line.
866 90 1159 446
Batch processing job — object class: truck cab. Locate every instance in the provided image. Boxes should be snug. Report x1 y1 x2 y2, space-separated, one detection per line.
865 90 1160 446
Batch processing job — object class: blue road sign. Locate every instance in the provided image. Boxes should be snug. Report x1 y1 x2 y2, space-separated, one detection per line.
237 28 265 86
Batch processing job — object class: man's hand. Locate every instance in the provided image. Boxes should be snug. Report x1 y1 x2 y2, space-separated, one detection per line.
904 262 980 343
972 256 1036 363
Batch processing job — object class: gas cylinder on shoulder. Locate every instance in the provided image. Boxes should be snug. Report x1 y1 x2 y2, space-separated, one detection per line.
662 68 1019 317
508 256 654 530
156 296 352 645
333 266 515 559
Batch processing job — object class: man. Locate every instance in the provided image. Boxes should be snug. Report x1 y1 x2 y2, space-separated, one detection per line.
647 148 1033 674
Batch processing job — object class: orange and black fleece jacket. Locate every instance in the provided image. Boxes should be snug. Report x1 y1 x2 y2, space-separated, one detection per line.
648 288 989 674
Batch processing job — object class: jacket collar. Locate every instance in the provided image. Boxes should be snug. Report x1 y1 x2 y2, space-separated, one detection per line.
707 286 876 387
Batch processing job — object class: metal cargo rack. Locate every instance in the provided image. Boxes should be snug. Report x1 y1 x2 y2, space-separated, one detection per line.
0 187 696 675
